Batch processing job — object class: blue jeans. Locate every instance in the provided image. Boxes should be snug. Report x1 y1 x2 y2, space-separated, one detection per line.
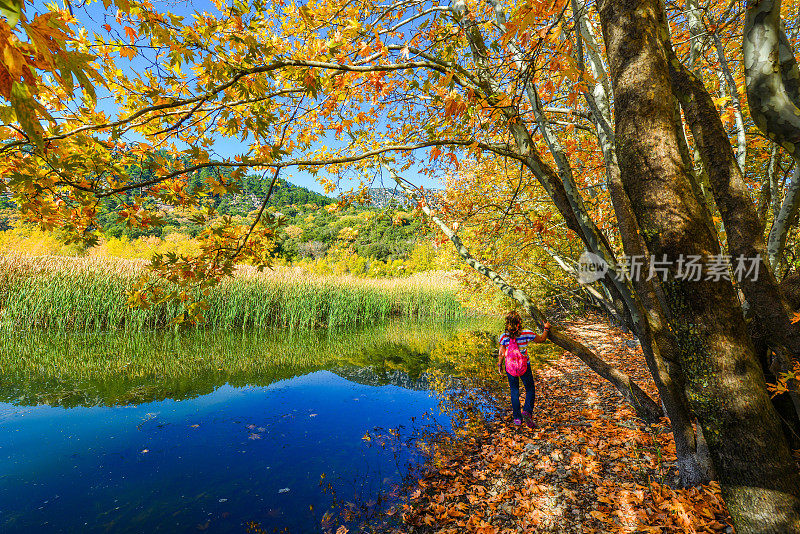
506 366 535 420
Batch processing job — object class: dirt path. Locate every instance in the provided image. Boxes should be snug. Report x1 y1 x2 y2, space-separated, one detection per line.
393 319 733 534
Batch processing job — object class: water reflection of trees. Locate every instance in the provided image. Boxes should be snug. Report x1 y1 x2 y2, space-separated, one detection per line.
0 319 502 407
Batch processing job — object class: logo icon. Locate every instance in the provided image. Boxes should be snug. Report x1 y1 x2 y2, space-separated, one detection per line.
578 251 608 284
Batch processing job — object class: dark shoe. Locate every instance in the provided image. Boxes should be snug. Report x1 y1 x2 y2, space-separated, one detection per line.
522 410 532 419
525 419 537 429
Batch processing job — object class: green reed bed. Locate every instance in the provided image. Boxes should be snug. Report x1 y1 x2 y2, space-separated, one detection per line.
0 255 463 331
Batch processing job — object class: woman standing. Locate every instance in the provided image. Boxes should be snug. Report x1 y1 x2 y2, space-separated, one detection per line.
497 311 550 427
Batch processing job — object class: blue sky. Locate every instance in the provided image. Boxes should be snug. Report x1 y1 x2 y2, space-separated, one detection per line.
57 0 446 197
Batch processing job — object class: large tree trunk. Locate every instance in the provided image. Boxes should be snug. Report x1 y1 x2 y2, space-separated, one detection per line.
664 39 800 446
604 153 714 486
529 74 711 484
665 47 800 361
598 0 800 531
572 0 712 486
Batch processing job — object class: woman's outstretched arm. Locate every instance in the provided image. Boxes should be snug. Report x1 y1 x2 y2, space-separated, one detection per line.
534 322 551 343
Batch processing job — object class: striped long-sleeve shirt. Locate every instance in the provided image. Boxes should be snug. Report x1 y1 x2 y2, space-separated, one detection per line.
498 330 540 356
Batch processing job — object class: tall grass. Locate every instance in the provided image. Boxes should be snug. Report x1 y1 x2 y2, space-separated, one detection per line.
0 255 464 331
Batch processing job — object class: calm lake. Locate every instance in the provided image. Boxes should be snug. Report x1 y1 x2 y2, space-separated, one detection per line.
0 319 495 533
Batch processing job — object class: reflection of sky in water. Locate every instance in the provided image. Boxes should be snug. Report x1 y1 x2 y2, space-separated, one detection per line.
0 371 445 533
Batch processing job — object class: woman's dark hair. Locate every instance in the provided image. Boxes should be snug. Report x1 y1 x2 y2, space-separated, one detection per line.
505 311 523 339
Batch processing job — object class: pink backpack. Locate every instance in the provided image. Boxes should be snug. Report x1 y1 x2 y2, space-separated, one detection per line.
505 337 528 377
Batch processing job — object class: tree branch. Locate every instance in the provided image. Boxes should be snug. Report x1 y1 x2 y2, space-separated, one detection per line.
389 167 663 423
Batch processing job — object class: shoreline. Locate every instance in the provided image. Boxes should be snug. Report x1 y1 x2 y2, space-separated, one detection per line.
377 319 734 534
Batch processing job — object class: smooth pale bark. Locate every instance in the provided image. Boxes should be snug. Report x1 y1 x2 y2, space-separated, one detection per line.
768 164 800 271
773 157 786 231
599 0 800 531
758 145 778 232
685 0 705 72
744 0 800 158
711 31 748 172
390 169 664 423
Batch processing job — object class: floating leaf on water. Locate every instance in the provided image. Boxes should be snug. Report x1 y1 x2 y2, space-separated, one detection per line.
248 433 261 440
278 488 290 494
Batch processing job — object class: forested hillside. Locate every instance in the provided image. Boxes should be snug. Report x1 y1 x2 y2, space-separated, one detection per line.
96 169 337 239
0 175 446 278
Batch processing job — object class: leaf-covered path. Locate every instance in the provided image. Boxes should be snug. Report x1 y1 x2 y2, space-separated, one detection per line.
394 319 734 534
